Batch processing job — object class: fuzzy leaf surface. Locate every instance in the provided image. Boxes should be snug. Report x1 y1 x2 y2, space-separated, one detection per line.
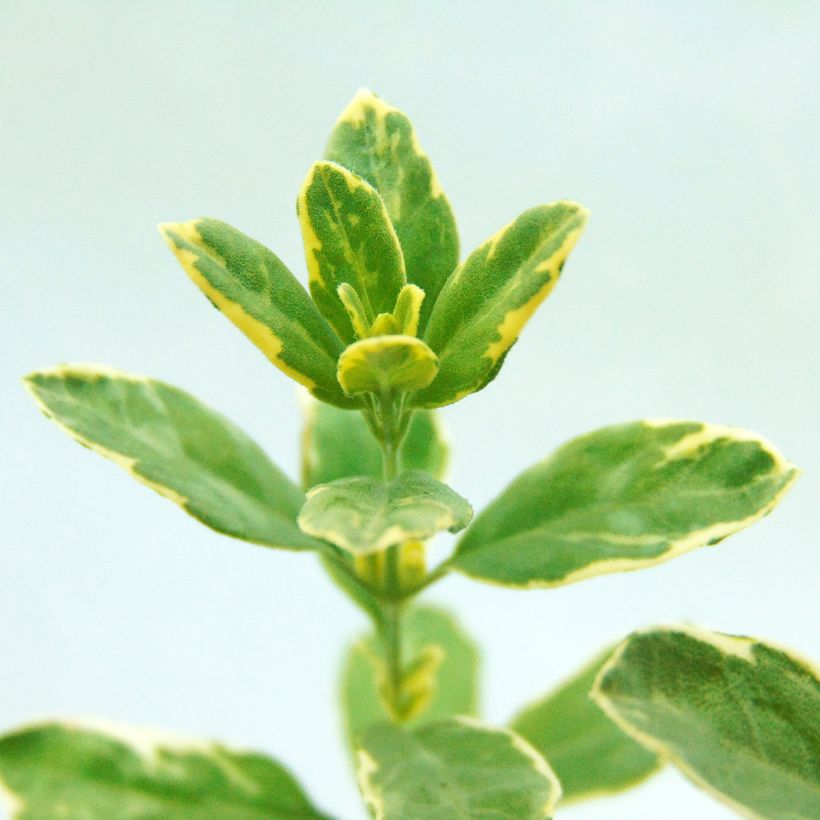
325 89 459 332
298 160 405 343
453 420 797 588
356 718 561 820
593 626 820 819
298 471 471 555
0 721 331 819
160 218 352 407
25 365 321 551
510 646 661 802
416 202 587 407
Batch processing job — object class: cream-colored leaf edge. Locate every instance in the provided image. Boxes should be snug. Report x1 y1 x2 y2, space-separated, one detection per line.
508 643 664 805
299 482 471 555
159 221 320 392
297 160 406 297
590 624 820 820
355 716 562 820
452 420 799 589
24 364 315 552
0 715 264 818
333 88 448 203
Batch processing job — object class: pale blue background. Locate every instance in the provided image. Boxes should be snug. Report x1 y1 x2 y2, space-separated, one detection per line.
2 2 819 818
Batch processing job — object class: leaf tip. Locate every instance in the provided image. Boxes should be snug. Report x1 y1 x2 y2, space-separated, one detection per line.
158 219 202 249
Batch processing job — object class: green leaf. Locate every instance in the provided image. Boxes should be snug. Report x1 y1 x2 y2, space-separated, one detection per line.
325 89 459 333
298 160 406 344
510 646 661 803
319 553 384 623
298 471 472 555
415 202 588 407
356 718 561 820
24 365 321 551
453 419 798 588
592 626 820 819
337 336 438 397
0 720 331 819
160 218 354 408
392 283 426 336
342 607 479 746
301 399 448 489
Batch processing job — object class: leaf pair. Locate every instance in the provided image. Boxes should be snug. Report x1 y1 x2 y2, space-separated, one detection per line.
0 717 560 820
161 90 458 408
3 625 816 818
343 607 820 817
24 364 798 601
24 364 463 583
341 604 820 818
341 605 654 813
162 90 589 408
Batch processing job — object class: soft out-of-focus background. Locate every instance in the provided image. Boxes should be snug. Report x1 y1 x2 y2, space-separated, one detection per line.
2 2 818 817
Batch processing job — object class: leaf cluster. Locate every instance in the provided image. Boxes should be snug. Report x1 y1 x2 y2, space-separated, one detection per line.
5 90 817 819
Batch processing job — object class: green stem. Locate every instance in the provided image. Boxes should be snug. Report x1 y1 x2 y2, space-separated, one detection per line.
381 598 404 718
379 391 400 482
376 393 407 718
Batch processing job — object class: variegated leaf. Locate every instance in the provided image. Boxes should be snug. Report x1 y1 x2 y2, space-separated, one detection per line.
593 626 820 819
416 202 588 407
325 89 459 332
337 335 438 397
510 646 661 802
24 365 322 551
160 218 353 408
298 471 472 555
342 607 479 746
356 718 561 820
392 284 426 336
297 160 405 343
453 420 797 588
301 398 448 489
0 720 331 819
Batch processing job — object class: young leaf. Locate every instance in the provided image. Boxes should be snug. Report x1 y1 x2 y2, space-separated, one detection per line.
160 218 354 408
356 717 561 820
592 626 820 819
392 284 426 337
325 89 459 332
337 335 438 397
415 202 588 407
298 471 472 555
453 420 797 588
510 646 661 802
24 365 322 551
301 399 448 489
297 160 406 343
342 607 479 746
0 720 332 819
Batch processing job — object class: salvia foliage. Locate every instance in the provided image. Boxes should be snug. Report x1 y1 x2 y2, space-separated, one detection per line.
8 90 816 820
